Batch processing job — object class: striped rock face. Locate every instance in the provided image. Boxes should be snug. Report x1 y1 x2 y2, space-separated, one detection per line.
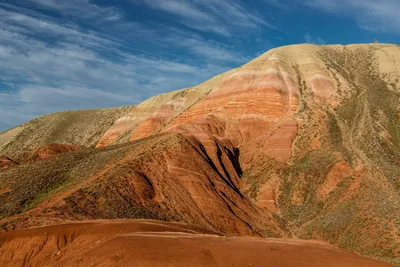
96 73 231 148
119 44 341 164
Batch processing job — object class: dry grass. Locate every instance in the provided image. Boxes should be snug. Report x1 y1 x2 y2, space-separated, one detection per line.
0 105 136 156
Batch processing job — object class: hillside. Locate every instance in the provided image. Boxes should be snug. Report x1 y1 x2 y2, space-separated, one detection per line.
0 220 393 267
1 43 400 265
0 107 135 156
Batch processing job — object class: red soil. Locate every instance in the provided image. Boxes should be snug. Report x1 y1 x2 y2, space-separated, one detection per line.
33 143 81 159
0 156 18 169
0 220 394 267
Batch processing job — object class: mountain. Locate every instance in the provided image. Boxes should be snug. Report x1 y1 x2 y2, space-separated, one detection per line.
0 43 400 266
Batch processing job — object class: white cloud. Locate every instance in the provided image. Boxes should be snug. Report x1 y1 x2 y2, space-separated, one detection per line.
0 1 271 131
0 4 243 131
263 0 294 10
263 0 400 34
304 0 400 34
25 0 122 21
140 0 276 36
18 86 131 109
304 33 326 45
161 29 248 63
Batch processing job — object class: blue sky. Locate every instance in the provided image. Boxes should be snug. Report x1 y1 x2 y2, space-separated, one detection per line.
0 0 399 131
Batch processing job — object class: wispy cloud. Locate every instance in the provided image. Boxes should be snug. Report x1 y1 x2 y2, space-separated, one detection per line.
304 0 400 34
263 0 295 10
25 0 123 21
263 0 400 34
139 0 276 36
304 33 326 44
0 2 248 131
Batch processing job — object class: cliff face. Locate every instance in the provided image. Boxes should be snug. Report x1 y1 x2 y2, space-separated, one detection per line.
1 43 400 264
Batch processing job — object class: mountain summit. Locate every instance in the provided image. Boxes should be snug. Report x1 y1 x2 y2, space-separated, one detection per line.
1 43 400 266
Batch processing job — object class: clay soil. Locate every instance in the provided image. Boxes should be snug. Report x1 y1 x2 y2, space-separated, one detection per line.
0 219 395 267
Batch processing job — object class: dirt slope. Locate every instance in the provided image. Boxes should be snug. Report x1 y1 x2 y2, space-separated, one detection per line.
0 133 282 237
96 70 235 148
0 107 135 157
0 43 400 265
0 220 395 267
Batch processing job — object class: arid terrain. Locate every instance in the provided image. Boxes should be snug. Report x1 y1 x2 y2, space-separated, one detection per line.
0 220 394 267
1 43 400 266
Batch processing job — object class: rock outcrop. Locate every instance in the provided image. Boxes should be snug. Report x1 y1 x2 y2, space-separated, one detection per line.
0 156 17 169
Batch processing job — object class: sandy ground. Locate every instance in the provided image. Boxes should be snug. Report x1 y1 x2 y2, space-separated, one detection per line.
0 219 395 267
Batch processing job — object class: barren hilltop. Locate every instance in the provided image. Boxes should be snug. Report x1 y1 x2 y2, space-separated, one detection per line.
1 43 400 266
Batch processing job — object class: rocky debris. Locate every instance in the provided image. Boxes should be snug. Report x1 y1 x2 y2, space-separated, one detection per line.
33 144 81 159
0 156 18 169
